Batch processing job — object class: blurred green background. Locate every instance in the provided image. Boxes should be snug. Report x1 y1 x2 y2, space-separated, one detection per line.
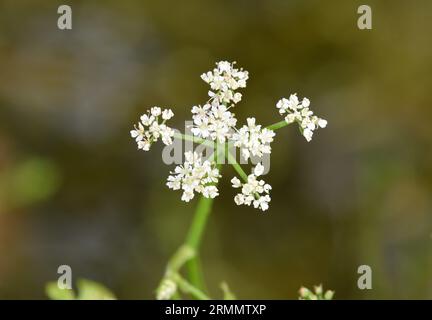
0 0 431 299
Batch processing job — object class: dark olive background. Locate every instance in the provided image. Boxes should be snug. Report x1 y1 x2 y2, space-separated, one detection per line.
0 0 431 299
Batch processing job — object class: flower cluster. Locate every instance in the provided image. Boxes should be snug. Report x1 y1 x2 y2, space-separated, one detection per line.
191 101 237 143
232 118 275 161
201 61 249 105
231 163 272 211
130 107 175 151
131 61 328 211
167 151 221 202
276 94 327 142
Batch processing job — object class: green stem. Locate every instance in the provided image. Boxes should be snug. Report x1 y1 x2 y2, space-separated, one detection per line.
266 119 288 131
173 132 214 147
172 273 210 300
167 245 195 272
156 119 290 299
156 195 215 299
156 147 224 299
185 195 215 251
185 153 222 289
186 256 206 292
225 148 248 182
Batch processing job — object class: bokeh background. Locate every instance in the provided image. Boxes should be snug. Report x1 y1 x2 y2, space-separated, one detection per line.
1 0 431 299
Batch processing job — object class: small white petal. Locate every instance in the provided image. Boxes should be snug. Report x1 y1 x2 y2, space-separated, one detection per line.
303 129 313 142
162 109 174 120
254 163 264 176
318 119 328 128
151 106 162 116
234 194 245 205
231 177 242 188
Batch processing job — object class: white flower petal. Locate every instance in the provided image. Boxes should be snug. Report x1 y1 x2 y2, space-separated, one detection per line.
254 163 264 176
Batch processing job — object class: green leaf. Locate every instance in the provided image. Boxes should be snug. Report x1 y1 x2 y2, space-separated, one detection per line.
10 158 61 207
45 282 75 300
324 290 335 300
45 278 116 300
76 279 116 300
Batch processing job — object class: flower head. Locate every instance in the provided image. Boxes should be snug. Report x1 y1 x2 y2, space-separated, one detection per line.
201 61 249 106
167 151 221 202
276 94 327 142
190 101 237 143
130 107 175 151
232 118 276 160
131 63 328 217
231 163 272 211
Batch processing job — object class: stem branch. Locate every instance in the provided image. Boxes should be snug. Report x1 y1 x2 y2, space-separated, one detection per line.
266 119 288 131
225 148 248 182
172 273 210 300
173 132 214 147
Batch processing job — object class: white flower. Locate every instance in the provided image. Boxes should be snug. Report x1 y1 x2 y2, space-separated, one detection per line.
151 106 162 117
167 151 221 202
232 117 276 160
231 177 242 188
140 114 154 126
231 163 272 212
137 140 151 151
303 128 313 142
233 92 242 103
318 119 328 128
201 61 249 105
253 195 271 211
276 94 327 142
130 107 175 151
276 94 300 114
190 101 237 143
162 109 174 120
234 194 245 205
160 124 175 145
202 185 219 198
254 162 264 176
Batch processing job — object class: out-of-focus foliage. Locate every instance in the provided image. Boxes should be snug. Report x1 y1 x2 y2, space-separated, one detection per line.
298 285 334 300
0 157 60 212
46 279 116 300
220 282 236 300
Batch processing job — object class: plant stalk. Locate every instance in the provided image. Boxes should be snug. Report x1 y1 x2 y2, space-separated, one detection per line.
158 120 289 298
